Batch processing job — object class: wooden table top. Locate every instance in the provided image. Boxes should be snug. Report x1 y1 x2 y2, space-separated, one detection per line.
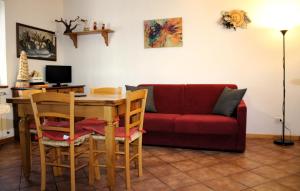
6 93 126 106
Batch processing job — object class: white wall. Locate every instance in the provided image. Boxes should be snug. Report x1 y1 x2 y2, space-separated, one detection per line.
3 0 63 137
5 0 64 87
62 0 300 136
0 0 6 84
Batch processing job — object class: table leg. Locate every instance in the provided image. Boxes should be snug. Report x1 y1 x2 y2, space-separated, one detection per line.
19 116 31 179
105 120 116 190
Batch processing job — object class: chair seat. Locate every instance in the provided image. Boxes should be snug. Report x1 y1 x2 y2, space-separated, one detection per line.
92 126 143 142
76 118 107 133
29 118 106 134
42 133 90 147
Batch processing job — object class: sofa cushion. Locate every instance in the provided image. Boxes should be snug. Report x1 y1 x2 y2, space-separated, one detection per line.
212 87 247 116
144 113 180 133
174 114 238 135
140 84 185 114
125 85 157 112
183 84 237 114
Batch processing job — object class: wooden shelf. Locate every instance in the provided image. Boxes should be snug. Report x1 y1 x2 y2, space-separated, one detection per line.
64 29 114 48
0 85 8 89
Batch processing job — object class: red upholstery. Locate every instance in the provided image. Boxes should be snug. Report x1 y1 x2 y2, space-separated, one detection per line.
31 118 106 142
144 113 181 133
42 129 90 142
139 84 247 152
140 84 185 114
76 118 107 133
174 114 238 135
183 84 237 114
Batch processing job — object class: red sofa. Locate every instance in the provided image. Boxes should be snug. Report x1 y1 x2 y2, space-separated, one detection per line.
140 84 247 152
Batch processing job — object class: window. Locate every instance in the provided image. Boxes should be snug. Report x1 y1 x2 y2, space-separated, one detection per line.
0 0 7 85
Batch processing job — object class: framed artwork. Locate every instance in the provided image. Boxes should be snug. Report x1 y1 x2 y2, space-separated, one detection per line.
144 17 183 48
16 23 57 61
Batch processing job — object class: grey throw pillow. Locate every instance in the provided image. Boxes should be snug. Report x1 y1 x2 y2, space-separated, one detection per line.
212 87 247 116
125 85 157 113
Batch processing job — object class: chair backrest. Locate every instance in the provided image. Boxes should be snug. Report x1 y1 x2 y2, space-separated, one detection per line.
90 87 122 94
30 92 75 141
19 88 46 98
125 89 147 137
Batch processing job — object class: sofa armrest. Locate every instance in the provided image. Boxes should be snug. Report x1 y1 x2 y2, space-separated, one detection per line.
236 100 247 152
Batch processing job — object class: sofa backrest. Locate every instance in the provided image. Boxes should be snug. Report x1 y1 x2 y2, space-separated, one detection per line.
183 84 237 114
140 84 185 114
139 84 237 114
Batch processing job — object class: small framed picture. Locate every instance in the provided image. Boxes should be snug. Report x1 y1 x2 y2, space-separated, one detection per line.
16 23 57 61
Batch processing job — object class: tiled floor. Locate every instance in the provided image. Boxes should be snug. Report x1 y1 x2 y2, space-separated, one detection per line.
0 138 300 191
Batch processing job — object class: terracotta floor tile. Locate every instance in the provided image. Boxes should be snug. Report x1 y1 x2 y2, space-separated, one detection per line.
203 177 248 191
170 160 201 171
209 163 245 176
252 181 295 191
20 184 57 191
187 167 222 181
157 152 186 163
248 154 281 165
213 152 245 161
122 168 154 183
1 139 300 191
277 174 300 191
251 166 291 179
159 172 197 189
174 183 213 191
146 164 181 177
145 146 179 156
270 161 300 174
142 156 166 167
191 155 221 167
230 157 263 170
131 178 171 191
179 149 207 159
230 171 270 187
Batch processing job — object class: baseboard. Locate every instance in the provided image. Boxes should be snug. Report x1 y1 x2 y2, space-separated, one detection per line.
246 133 300 141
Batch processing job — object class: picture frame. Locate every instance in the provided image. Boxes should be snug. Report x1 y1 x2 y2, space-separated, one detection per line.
16 23 57 61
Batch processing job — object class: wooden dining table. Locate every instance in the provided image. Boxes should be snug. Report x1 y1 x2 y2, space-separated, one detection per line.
6 93 126 190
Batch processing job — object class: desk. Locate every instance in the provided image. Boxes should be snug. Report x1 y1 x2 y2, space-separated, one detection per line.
6 94 125 190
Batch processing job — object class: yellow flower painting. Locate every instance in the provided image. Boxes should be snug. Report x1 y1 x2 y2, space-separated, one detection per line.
144 17 183 48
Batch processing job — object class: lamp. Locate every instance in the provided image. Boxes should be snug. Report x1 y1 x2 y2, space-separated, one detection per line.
273 29 294 146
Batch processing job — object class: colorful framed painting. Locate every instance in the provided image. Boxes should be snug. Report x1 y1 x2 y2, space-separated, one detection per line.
16 23 57 61
144 17 183 48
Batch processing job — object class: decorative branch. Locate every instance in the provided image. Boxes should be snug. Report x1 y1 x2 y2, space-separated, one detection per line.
55 16 80 34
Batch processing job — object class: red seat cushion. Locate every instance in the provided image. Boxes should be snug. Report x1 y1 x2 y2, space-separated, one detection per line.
42 129 90 142
174 114 238 135
144 113 180 133
29 120 70 129
31 118 106 142
30 118 106 131
76 118 107 133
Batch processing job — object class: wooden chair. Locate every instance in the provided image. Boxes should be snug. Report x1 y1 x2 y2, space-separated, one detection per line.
30 92 91 191
89 89 147 190
89 87 123 180
90 87 122 94
19 89 46 163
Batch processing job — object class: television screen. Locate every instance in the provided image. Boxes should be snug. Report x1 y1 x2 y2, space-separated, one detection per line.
45 65 72 86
